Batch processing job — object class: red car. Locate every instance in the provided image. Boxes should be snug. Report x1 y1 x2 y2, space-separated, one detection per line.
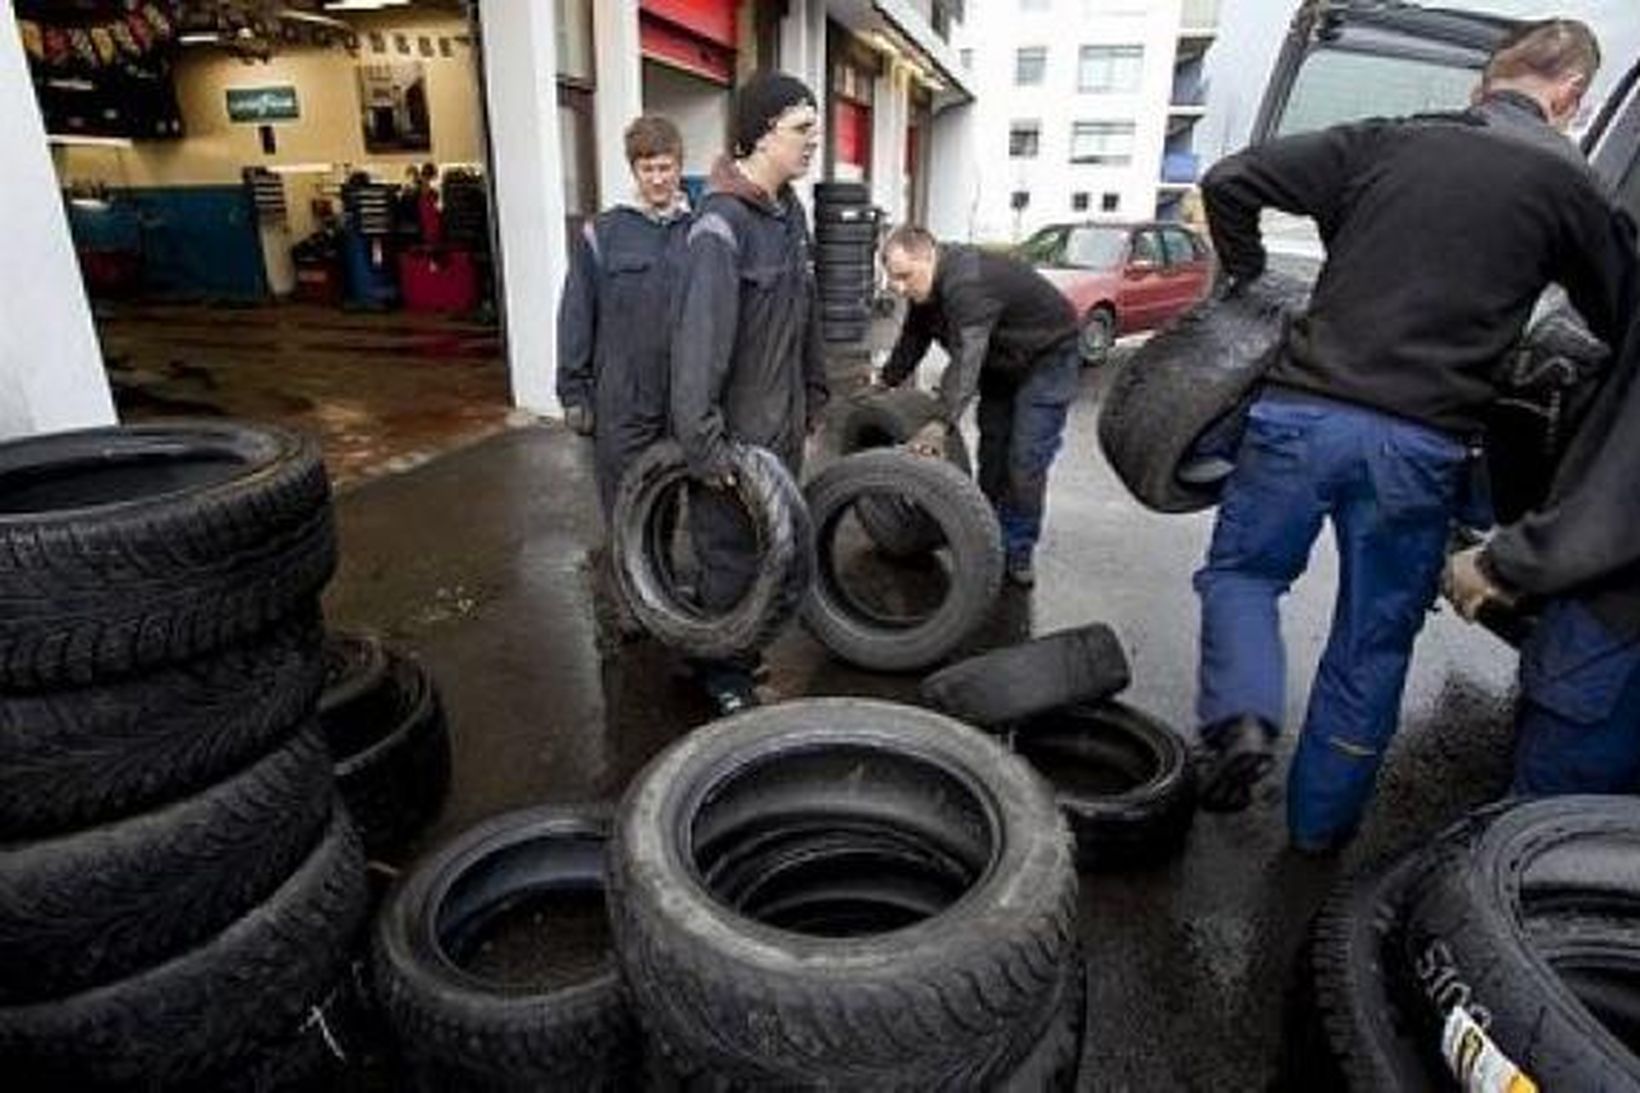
1017 221 1215 364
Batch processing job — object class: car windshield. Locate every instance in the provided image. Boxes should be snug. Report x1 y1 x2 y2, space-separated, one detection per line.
1016 227 1069 264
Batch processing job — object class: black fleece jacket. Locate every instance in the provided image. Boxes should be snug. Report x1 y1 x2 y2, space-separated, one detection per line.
1202 91 1636 436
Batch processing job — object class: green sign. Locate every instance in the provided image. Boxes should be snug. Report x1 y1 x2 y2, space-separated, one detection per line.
226 86 299 123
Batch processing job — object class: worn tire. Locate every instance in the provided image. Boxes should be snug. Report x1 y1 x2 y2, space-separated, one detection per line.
612 441 813 661
372 805 635 1092
609 699 1078 1088
0 727 334 1002
0 810 368 1091
0 422 335 690
332 652 452 861
802 451 1003 672
0 608 323 838
816 221 878 246
1097 273 1309 513
1398 796 1640 1089
996 949 1088 1092
318 630 393 754
921 624 1131 727
830 388 973 558
1078 307 1115 366
1011 700 1196 870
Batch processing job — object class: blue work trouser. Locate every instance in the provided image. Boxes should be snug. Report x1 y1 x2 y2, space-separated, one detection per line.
1514 598 1640 795
1194 391 1467 844
975 342 1081 563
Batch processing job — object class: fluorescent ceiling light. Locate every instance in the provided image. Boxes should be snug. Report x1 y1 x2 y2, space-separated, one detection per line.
179 32 220 45
268 163 339 174
48 135 135 148
47 78 96 90
324 0 410 11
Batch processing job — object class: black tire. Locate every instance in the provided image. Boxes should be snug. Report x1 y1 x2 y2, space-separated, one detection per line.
0 810 368 1091
1286 850 1446 1091
1097 273 1309 513
0 422 335 690
996 950 1088 1092
816 221 878 246
817 242 874 267
802 451 1003 671
372 805 635 1092
333 653 452 861
830 387 973 559
0 609 324 838
813 181 871 204
610 700 1077 1088
920 624 1131 727
1398 796 1640 1089
1078 307 1115 365
823 320 870 345
612 440 813 662
318 630 393 755
0 727 334 1002
1010 700 1196 870
1526 913 1640 1051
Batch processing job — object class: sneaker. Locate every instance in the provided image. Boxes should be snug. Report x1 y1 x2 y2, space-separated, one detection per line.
1006 555 1036 588
1196 715 1277 813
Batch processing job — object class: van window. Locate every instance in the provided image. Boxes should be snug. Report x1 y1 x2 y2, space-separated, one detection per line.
1276 50 1480 138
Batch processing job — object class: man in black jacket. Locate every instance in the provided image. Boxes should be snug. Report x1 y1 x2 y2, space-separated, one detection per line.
557 115 691 516
879 226 1081 587
670 73 828 714
1192 19 1635 850
1445 304 1639 794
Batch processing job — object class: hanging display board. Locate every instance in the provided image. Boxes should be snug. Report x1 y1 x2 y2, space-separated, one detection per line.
226 85 299 123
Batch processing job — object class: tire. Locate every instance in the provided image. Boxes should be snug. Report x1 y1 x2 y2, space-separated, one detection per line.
1078 307 1115 365
373 805 635 1092
1286 850 1446 1091
817 242 873 267
332 652 452 861
0 422 336 689
920 624 1131 727
318 630 393 756
996 950 1088 1092
814 182 871 204
802 451 1003 672
612 441 813 662
823 320 870 345
1010 700 1196 870
831 388 973 559
1397 796 1640 1089
1097 272 1309 513
816 221 878 246
0 810 368 1091
0 609 324 838
609 699 1078 1089
0 727 334 1002
1525 913 1640 1052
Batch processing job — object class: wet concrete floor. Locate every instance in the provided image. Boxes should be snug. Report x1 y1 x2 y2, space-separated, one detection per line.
323 349 1521 1090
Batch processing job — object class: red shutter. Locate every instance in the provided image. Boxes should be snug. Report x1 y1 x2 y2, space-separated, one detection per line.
640 13 734 85
639 0 737 48
833 99 871 167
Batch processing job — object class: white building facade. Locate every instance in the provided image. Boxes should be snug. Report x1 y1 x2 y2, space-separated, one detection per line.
954 0 1217 243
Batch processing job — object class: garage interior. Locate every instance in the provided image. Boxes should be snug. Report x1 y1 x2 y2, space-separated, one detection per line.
20 0 511 485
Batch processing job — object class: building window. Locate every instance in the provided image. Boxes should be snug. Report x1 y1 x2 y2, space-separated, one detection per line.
960 48 973 69
1070 121 1135 165
1011 190 1031 210
1101 192 1120 212
1071 192 1090 212
1015 47 1047 86
1009 121 1041 158
1077 45 1143 93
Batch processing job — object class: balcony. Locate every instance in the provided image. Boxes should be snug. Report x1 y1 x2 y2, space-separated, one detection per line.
1169 73 1207 109
1161 152 1200 185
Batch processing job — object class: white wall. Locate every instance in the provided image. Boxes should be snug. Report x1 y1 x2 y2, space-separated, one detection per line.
642 61 731 178
0 10 115 437
593 0 643 205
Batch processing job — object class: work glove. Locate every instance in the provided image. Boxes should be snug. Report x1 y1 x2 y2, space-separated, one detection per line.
1441 545 1517 622
907 421 946 458
564 403 594 436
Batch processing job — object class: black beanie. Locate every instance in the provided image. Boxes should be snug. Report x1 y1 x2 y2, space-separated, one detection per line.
733 72 817 157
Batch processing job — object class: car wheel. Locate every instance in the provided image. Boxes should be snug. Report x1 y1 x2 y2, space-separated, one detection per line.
1079 308 1115 365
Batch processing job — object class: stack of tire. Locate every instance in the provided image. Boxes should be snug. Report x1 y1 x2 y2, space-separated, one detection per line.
1289 795 1640 1090
813 181 878 344
924 625 1198 870
372 699 1087 1089
0 422 368 1090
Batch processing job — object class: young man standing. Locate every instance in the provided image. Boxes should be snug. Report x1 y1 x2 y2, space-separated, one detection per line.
670 72 828 715
557 115 692 516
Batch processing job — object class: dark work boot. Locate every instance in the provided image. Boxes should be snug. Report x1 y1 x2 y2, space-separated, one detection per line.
1196 715 1278 812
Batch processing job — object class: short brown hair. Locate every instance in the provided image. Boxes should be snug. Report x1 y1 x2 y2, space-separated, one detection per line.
1483 18 1600 88
624 115 682 164
883 224 936 258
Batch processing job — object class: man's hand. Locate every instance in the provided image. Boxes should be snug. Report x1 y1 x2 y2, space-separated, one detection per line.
907 421 946 458
1442 546 1517 622
564 404 594 436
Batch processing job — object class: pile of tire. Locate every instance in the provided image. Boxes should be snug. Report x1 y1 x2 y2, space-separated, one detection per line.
320 630 453 861
0 422 368 1090
1289 795 1640 1090
813 181 878 345
371 699 1087 1089
923 625 1198 870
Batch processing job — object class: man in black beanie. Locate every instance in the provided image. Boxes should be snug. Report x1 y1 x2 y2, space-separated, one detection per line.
671 71 828 715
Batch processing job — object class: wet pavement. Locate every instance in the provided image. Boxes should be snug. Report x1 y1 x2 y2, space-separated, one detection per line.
322 348 1522 1090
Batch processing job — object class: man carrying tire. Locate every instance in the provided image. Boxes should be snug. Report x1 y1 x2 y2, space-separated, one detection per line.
878 225 1082 588
670 73 829 715
556 115 692 517
1444 302 1639 796
1191 19 1635 851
